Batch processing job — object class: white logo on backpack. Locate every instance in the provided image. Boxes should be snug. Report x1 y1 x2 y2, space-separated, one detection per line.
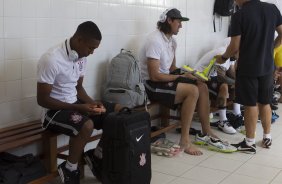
139 153 146 166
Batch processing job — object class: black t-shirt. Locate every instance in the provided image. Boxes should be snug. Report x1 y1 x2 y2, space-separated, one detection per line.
230 0 282 76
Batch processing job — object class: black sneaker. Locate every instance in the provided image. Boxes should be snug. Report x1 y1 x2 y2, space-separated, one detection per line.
176 128 201 135
58 161 80 184
84 149 102 181
228 114 244 129
232 139 256 154
262 138 272 148
210 121 219 128
271 104 278 110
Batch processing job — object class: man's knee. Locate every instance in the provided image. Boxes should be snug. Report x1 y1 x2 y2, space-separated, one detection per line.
81 120 94 136
183 83 199 98
197 82 208 93
176 83 199 102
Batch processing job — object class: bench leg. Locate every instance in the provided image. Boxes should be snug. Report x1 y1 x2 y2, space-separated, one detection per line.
160 105 170 127
43 133 58 173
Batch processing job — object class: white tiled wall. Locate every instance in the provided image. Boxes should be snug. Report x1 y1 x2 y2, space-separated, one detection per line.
0 0 229 128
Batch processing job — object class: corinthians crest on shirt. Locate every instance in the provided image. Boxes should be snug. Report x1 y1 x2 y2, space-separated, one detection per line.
77 60 84 71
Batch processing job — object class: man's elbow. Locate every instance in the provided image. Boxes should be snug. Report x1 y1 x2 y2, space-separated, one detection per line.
149 74 159 82
37 96 45 107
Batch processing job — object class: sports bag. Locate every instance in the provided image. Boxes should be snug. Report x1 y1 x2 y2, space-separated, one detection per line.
0 152 46 184
101 108 151 184
213 0 234 32
214 0 234 16
103 49 145 108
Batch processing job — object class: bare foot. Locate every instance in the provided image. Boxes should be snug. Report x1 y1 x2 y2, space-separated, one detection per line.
180 142 203 156
205 131 218 139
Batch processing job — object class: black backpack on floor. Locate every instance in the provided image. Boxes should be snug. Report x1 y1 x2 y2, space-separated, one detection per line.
0 152 46 184
102 108 151 184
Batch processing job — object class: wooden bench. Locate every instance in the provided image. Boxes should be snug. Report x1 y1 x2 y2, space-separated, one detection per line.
0 121 59 183
0 102 179 183
0 120 102 183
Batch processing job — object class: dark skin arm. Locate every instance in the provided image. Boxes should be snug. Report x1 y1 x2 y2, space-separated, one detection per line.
76 77 104 109
37 78 104 114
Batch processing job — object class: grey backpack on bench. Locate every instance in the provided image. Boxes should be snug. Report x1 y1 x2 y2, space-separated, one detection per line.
103 49 145 108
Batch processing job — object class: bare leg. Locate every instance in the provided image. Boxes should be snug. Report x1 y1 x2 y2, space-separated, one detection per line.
68 120 93 164
258 103 271 135
196 82 218 138
244 106 258 139
175 83 202 155
217 83 228 108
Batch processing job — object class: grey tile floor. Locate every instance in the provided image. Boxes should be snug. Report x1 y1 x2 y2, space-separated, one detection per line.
50 104 282 184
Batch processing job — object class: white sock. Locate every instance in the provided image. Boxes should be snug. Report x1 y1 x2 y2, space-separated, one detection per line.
233 103 241 116
263 133 271 139
65 160 78 172
218 109 227 122
245 137 255 146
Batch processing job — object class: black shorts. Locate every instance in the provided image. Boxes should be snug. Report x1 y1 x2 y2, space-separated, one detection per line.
235 73 273 106
144 77 197 110
207 76 225 99
42 101 115 136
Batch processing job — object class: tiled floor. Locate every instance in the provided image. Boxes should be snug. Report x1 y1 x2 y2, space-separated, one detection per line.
50 104 282 184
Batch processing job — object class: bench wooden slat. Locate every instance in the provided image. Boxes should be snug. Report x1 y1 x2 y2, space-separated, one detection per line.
0 124 42 139
0 121 40 133
151 122 180 137
0 134 42 152
0 128 44 144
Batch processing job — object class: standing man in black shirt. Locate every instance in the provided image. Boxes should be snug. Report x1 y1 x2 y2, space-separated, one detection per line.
216 0 282 154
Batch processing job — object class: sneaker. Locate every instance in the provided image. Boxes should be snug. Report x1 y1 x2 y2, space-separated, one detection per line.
194 133 211 145
210 121 219 128
271 104 278 110
232 139 256 154
58 161 80 184
175 127 201 136
228 114 244 129
273 91 281 99
151 138 181 157
218 120 236 134
262 138 272 148
272 111 279 119
84 149 102 181
237 126 246 135
272 111 279 124
194 134 237 153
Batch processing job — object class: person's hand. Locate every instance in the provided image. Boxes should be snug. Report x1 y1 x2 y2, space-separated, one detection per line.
92 101 104 108
77 104 106 115
182 72 198 80
215 55 226 64
216 65 226 77
90 104 106 115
